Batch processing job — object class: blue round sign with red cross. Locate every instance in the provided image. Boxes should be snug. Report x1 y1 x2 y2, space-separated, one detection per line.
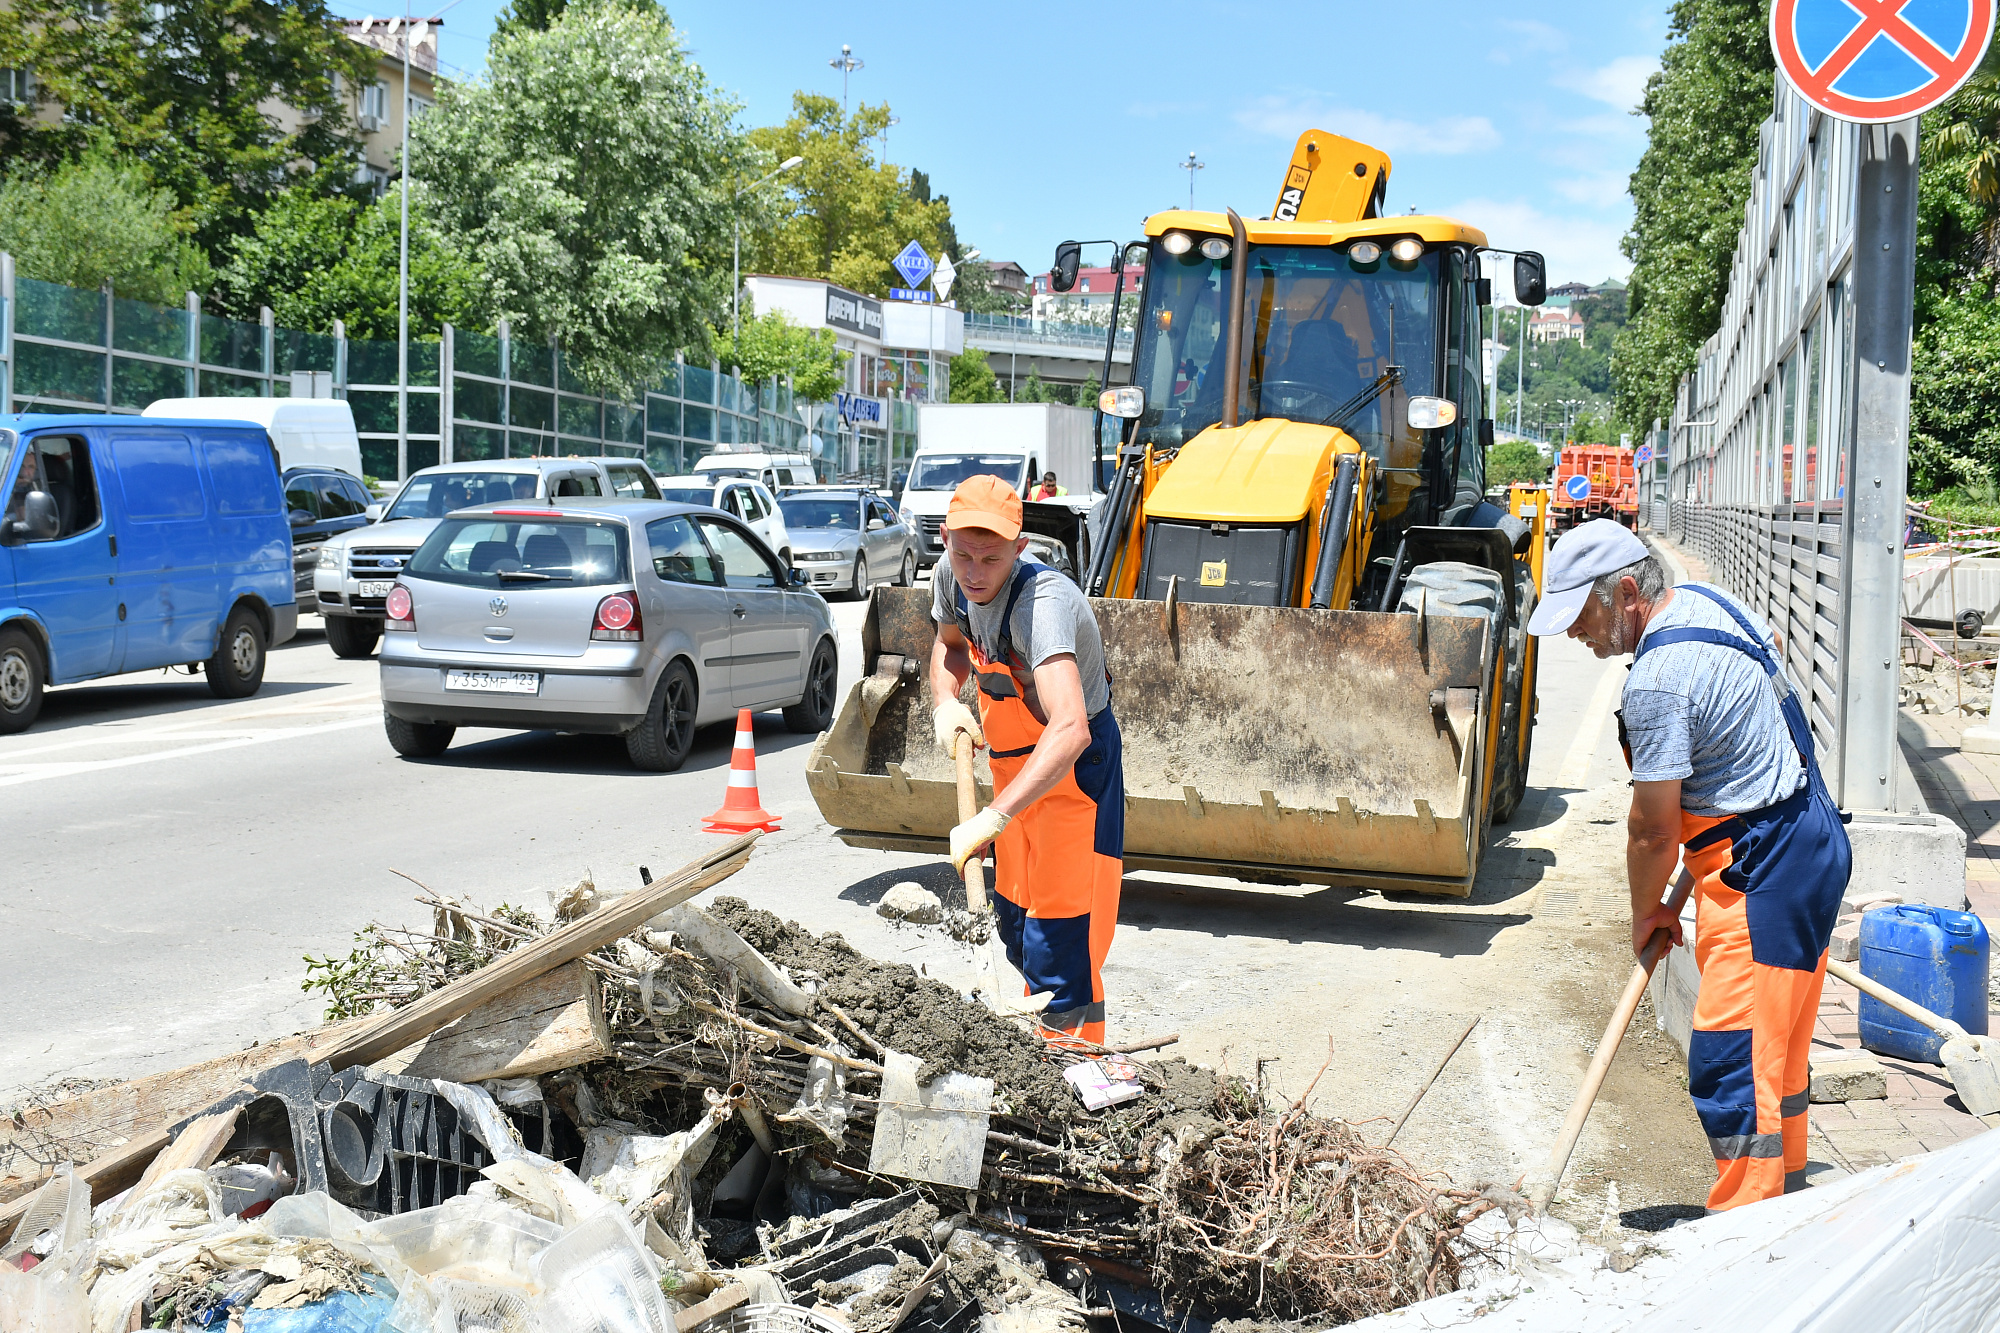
1772 0 1997 123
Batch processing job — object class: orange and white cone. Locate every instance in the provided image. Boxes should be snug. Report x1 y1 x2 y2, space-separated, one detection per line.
703 709 781 833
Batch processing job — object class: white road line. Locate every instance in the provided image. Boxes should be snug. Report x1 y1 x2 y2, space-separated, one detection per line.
1557 661 1624 789
0 691 377 760
0 714 381 787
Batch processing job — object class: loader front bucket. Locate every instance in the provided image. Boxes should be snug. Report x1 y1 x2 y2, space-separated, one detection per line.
805 588 1499 897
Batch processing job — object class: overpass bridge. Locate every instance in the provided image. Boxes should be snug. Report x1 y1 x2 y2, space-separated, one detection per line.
962 313 1131 394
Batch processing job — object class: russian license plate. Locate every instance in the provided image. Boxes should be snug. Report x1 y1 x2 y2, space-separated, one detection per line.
357 580 394 598
444 669 541 695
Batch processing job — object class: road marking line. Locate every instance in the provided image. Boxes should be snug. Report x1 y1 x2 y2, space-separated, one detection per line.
0 691 377 760
0 715 380 787
1557 661 1624 789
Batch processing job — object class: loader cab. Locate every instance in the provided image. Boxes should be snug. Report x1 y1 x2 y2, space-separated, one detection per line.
1118 223 1493 605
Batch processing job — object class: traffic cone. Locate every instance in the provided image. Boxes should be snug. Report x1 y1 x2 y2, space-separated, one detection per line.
703 709 781 833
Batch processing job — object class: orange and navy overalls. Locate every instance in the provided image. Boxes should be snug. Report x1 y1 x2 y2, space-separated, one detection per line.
953 561 1124 1045
1634 584 1849 1211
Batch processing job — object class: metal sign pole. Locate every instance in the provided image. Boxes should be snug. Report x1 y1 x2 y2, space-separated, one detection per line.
1835 117 1919 812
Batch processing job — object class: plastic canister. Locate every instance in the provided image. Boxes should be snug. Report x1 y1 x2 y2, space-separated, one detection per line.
1857 904 1991 1063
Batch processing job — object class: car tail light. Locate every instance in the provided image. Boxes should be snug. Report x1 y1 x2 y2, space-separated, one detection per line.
592 592 642 641
385 583 414 630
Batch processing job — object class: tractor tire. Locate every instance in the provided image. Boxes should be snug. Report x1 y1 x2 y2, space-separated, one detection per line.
1491 564 1537 824
1398 562 1526 827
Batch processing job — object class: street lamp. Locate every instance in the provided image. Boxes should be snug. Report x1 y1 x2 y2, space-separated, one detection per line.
733 155 805 340
1183 151 1203 209
1558 398 1584 444
829 44 862 114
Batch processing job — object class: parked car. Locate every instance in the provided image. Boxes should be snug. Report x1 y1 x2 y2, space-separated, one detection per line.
144 398 364 479
0 414 298 732
693 451 816 490
776 487 917 598
654 475 792 567
314 456 659 660
283 466 374 614
377 498 837 771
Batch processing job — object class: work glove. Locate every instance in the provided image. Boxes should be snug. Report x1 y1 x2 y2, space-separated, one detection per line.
933 699 984 758
950 807 1012 876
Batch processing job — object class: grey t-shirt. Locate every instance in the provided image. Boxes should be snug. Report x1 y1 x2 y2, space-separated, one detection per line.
931 558 1111 718
1623 582 1806 816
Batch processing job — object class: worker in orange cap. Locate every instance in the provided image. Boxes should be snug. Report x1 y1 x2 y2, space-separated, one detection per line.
929 475 1122 1046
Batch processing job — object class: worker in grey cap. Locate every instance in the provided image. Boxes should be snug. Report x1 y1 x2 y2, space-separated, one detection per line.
1529 518 1848 1212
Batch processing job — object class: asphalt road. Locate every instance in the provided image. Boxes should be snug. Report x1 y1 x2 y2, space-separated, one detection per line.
0 584 1711 1219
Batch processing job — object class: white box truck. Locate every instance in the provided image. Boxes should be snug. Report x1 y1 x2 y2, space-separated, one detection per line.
900 402 1100 569
142 398 364 480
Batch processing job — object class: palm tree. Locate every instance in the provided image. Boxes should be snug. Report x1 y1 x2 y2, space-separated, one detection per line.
1923 47 2000 261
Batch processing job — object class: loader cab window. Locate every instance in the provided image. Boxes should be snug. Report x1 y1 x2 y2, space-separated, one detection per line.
1130 239 1440 523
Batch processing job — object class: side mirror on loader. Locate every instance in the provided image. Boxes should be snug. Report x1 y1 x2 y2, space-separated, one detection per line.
1514 251 1547 307
1051 241 1082 293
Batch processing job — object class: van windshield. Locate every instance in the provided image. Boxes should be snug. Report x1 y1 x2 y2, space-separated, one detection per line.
386 471 540 520
907 454 1024 492
407 518 633 587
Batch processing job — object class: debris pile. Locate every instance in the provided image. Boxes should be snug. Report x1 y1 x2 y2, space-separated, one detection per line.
1899 656 1994 717
1 840 1485 1330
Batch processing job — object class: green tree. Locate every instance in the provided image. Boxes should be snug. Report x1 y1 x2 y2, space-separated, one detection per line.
0 141 211 301
412 0 743 392
1486 440 1548 489
1612 0 1773 432
713 304 844 401
948 348 1003 403
1018 367 1049 403
743 93 957 297
0 0 374 256
214 185 483 339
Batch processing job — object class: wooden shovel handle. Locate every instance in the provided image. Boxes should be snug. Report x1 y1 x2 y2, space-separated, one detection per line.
955 732 988 913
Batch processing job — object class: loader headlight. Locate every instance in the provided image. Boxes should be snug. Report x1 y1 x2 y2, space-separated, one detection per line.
1390 237 1425 264
1408 396 1458 430
1348 240 1382 265
1198 237 1231 260
1160 231 1193 256
1099 386 1145 419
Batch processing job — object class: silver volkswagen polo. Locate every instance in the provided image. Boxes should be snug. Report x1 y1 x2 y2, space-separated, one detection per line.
378 498 838 771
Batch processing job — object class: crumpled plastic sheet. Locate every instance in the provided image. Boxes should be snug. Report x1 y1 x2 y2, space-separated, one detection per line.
3 1162 93 1266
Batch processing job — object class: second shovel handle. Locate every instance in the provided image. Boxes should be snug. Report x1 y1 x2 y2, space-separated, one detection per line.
1826 956 1968 1040
955 733 989 914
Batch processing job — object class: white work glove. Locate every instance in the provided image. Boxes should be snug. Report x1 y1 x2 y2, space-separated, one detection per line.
950 807 1012 876
933 699 984 758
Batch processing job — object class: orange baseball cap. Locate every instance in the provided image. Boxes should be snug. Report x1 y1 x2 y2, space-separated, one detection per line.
945 475 1022 540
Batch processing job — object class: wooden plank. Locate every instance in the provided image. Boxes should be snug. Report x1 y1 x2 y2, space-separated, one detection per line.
377 960 611 1084
328 833 760 1071
1 1016 372 1201
674 1284 749 1333
124 1108 241 1210
0 1127 167 1246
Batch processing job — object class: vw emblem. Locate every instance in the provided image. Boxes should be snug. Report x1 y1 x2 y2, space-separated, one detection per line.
489 596 508 617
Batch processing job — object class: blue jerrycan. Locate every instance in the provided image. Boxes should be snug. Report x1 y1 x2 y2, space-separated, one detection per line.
1857 904 1990 1064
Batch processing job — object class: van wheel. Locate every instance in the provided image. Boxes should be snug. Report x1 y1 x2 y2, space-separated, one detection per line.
324 615 380 659
628 660 697 772
0 627 46 733
785 640 837 733
385 710 455 758
206 606 267 699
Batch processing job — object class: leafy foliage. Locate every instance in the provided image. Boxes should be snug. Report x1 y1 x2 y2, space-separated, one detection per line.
0 141 211 301
1486 440 1548 489
412 0 742 392
1612 0 1773 433
215 185 483 339
742 94 958 298
713 304 845 403
0 0 374 256
948 347 1003 403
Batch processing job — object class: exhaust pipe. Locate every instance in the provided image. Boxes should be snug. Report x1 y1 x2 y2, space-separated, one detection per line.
1221 208 1248 429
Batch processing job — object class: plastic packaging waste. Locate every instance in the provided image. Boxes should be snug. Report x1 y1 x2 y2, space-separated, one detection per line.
534 1212 672 1333
242 1282 397 1333
358 1195 565 1285
1 1162 92 1264
211 1151 298 1219
0 1255 91 1333
1859 904 1991 1062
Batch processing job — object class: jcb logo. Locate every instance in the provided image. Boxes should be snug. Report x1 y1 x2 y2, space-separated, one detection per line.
1200 561 1228 587
1275 186 1305 222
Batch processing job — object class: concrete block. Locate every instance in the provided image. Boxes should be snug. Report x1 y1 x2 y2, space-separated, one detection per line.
1648 893 1702 1057
1829 919 1862 963
1810 1048 1889 1103
1844 811 1969 911
1962 722 2000 754
877 882 943 924
1842 891 1904 914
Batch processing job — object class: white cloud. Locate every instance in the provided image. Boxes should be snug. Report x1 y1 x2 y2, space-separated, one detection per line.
1440 196 1633 296
1126 99 1207 119
1235 96 1501 155
1550 170 1632 208
1560 55 1658 112
1491 18 1568 64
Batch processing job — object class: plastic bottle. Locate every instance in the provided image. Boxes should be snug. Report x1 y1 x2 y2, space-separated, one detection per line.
1857 904 1991 1063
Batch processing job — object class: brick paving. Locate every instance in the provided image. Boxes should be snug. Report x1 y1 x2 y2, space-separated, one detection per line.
1645 532 1996 1178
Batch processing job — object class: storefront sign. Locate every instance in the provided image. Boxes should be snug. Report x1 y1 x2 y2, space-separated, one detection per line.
824 286 884 338
836 392 884 426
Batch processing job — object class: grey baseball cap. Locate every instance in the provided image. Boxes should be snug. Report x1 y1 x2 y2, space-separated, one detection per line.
1527 519 1650 636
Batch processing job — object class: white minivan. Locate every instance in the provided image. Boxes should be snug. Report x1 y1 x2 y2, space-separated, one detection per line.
694 451 816 491
143 398 365 480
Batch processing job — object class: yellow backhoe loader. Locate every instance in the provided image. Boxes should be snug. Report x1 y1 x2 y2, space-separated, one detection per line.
806 130 1550 897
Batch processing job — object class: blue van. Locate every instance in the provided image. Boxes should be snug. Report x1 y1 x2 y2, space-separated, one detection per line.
0 414 298 732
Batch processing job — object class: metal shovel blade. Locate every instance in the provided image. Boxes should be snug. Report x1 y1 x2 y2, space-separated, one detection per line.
1942 1035 2000 1117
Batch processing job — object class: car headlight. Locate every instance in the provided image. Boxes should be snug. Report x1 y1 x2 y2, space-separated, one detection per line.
318 545 343 569
898 507 914 528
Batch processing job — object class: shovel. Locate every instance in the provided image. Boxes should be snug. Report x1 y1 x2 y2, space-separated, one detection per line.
1826 956 2000 1120
954 732 1052 1019
1527 867 1695 1214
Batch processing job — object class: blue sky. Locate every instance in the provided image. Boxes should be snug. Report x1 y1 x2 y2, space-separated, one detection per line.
335 0 1672 297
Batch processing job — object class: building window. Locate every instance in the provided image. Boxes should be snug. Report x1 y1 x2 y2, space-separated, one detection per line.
407 92 432 120
359 80 389 130
0 68 33 104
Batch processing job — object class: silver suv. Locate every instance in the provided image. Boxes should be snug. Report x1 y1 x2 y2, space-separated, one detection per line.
378 498 838 771
315 457 658 658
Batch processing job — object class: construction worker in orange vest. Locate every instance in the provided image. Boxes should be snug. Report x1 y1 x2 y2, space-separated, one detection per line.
930 475 1122 1046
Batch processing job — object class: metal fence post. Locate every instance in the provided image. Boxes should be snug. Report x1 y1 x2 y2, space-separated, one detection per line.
333 318 348 398
441 323 454 463
261 306 274 396
1836 118 1919 813
498 318 511 459
0 252 13 411
184 290 201 396
103 282 114 411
